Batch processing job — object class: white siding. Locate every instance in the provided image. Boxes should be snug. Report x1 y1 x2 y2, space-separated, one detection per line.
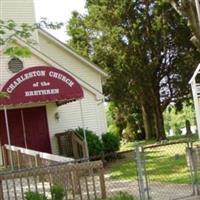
38 33 103 92
97 102 108 134
46 89 107 155
0 0 36 23
0 0 107 156
0 51 107 155
0 53 48 85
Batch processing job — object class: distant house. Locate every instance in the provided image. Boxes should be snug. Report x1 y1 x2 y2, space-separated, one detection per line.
0 0 107 162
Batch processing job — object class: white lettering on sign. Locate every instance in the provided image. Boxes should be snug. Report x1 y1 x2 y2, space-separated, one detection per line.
33 82 39 87
25 89 59 97
40 81 50 86
49 71 74 87
7 70 46 93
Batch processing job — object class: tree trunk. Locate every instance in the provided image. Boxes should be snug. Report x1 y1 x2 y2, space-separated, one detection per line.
141 88 166 141
152 91 166 140
154 105 166 140
141 102 155 140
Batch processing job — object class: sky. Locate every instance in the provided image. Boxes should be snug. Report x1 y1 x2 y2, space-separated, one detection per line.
34 0 86 42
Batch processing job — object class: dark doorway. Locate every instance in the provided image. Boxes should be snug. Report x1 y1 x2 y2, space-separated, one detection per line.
0 106 51 153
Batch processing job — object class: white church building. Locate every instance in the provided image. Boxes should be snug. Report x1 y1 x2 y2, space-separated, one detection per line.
0 0 107 157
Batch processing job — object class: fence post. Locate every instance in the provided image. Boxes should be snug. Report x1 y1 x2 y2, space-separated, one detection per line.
35 154 41 167
17 150 21 169
1 145 7 168
0 178 3 200
135 145 148 200
187 146 200 195
99 167 106 199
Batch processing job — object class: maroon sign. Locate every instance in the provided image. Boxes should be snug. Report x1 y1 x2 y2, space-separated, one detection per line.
0 66 84 106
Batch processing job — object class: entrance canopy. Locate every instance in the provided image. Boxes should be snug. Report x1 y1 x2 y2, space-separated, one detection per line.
0 66 84 106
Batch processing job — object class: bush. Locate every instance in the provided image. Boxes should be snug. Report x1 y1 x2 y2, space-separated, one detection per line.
25 192 47 200
108 124 120 137
102 132 120 154
51 185 65 200
75 128 103 157
25 185 65 200
122 125 135 142
107 191 136 200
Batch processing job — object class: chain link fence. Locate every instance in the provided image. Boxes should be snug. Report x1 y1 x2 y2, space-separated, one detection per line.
136 142 200 200
2 141 200 200
103 150 140 199
103 141 200 200
0 144 140 200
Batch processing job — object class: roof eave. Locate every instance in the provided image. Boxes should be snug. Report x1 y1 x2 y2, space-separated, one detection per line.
189 63 200 84
38 29 108 78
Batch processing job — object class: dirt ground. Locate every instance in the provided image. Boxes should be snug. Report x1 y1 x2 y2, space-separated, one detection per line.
103 150 134 170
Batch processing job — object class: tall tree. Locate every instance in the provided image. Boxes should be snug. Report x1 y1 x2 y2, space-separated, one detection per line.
67 0 200 140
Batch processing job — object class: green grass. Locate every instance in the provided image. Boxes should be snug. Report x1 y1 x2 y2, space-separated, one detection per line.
0 166 7 172
119 134 198 152
105 191 137 200
119 140 155 152
109 138 199 184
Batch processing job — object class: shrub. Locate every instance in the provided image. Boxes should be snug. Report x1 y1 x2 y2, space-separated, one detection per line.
108 124 120 137
102 132 120 154
108 191 136 200
25 185 65 200
75 127 103 157
50 185 65 200
25 192 47 200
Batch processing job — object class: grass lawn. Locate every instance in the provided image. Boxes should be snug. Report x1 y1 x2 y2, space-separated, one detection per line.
0 166 11 173
108 136 199 184
119 134 198 152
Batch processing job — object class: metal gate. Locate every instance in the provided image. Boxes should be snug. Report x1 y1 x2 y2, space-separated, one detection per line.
135 141 196 200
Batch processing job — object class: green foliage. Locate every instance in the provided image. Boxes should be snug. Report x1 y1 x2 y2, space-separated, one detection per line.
0 19 62 57
107 192 136 200
75 128 103 157
102 132 120 154
25 185 65 200
122 125 135 142
106 102 126 138
108 124 120 137
67 0 200 140
25 192 47 200
169 1 200 50
4 46 31 58
50 185 65 200
106 103 145 141
0 92 9 99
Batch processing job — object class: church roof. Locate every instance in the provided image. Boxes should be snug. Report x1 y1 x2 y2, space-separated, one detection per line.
38 29 108 78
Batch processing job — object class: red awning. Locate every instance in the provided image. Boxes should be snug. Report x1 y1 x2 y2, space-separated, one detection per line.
0 66 84 106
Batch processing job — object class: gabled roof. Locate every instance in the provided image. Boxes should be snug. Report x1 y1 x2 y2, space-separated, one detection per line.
3 37 105 99
38 29 108 78
189 63 200 84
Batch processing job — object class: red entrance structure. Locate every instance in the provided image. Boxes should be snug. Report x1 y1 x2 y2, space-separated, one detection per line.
0 66 84 106
0 66 88 168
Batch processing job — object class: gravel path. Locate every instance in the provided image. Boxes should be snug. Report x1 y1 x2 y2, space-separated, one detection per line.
105 177 198 200
2 176 200 200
